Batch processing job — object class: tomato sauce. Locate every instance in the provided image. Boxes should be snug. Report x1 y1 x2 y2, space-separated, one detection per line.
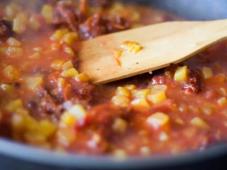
0 0 227 158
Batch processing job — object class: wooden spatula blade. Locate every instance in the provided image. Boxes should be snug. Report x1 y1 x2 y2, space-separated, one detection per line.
79 20 227 84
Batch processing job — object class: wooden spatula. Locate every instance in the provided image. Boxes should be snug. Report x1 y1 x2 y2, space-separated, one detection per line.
79 19 227 84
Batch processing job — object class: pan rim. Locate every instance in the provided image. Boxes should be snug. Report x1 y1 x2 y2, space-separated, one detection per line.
0 138 226 169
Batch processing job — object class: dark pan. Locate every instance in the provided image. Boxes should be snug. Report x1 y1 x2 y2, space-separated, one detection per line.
1 0 227 170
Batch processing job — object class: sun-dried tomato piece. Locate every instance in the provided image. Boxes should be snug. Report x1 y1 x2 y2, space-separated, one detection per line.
182 70 202 94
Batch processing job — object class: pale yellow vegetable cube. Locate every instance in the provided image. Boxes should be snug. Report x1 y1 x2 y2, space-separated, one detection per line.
62 32 78 46
190 117 209 129
0 84 14 93
60 112 76 127
116 87 131 97
60 104 87 127
174 66 189 82
13 13 28 34
7 37 21 47
61 68 79 78
25 75 43 91
62 61 74 70
64 46 75 56
50 28 69 41
3 65 20 80
125 84 136 91
6 99 23 112
5 46 23 57
133 89 151 99
5 3 20 20
148 91 166 104
148 85 167 104
217 97 227 106
41 5 54 23
67 104 87 121
202 67 213 79
147 112 169 129
112 118 127 133
112 95 130 107
131 97 150 108
38 120 56 137
76 73 90 82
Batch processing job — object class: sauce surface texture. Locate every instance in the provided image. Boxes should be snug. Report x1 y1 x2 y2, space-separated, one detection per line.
0 0 227 158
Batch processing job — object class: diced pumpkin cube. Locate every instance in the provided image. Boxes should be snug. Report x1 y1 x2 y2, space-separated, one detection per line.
67 104 87 121
62 32 78 46
60 112 76 127
125 84 136 91
5 46 23 57
50 28 69 41
75 73 90 82
11 114 25 130
148 90 166 104
25 75 43 91
147 112 169 129
131 89 151 108
62 60 73 70
217 97 227 106
61 68 79 78
112 118 127 133
190 117 209 129
174 66 189 82
148 85 167 104
13 13 28 34
0 84 14 93
41 5 54 23
112 95 130 107
131 97 150 108
3 65 20 80
202 67 213 79
38 120 56 138
24 116 38 131
5 3 20 20
6 99 23 112
7 37 21 47
133 89 150 99
64 46 75 56
116 87 131 97
60 104 87 127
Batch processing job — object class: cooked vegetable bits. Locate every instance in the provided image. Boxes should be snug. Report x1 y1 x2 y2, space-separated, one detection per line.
0 0 227 157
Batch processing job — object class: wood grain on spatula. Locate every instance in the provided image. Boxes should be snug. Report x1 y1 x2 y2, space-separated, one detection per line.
79 19 227 84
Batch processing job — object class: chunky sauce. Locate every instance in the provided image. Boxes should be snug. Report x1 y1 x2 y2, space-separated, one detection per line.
0 0 227 158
